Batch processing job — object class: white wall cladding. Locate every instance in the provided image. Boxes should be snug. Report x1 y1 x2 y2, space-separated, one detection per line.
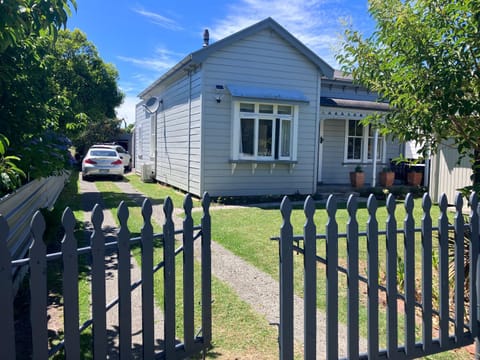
320 119 401 185
200 29 320 196
153 69 202 196
429 144 472 204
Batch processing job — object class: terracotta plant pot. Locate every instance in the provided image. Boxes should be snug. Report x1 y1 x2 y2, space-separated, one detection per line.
379 171 395 187
407 171 423 186
349 171 365 188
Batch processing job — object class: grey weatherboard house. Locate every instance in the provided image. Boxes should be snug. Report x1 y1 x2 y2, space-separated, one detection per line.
134 17 401 197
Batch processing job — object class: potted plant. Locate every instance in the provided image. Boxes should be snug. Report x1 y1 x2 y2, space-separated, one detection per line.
379 167 395 187
349 165 365 188
394 155 424 186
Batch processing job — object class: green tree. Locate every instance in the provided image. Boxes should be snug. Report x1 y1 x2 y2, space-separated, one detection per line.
337 0 480 187
0 0 76 53
48 29 124 135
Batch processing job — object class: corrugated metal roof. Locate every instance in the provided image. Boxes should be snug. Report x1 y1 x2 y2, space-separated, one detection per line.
227 84 309 103
320 97 389 111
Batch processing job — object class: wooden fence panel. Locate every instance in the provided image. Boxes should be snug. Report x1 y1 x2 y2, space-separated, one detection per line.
421 194 433 353
141 198 155 360
386 194 398 358
438 194 450 347
279 196 294 360
346 195 359 360
163 196 176 358
403 194 415 356
183 195 195 352
367 195 379 358
303 196 316 359
454 194 465 343
278 191 479 359
91 204 107 360
326 195 339 359
62 208 80 359
117 201 132 359
29 212 48 359
2 193 212 360
201 193 212 347
469 193 479 339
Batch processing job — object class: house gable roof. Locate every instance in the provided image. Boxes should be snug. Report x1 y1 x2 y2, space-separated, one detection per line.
139 17 334 98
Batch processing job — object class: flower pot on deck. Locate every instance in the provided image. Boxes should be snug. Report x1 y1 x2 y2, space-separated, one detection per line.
407 171 423 186
379 171 395 187
349 171 365 188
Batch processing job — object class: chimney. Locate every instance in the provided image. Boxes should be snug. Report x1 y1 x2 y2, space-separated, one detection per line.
203 29 209 47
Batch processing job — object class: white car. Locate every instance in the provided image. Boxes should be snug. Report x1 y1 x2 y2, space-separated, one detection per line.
90 144 132 170
82 147 124 180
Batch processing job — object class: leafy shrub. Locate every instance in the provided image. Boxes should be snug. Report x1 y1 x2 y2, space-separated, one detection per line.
0 134 25 197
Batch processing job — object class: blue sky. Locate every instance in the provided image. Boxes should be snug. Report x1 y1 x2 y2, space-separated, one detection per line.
67 0 375 124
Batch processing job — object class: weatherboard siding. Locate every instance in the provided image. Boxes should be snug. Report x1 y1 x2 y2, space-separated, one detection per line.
199 29 320 196
146 68 202 195
321 119 401 184
134 102 152 172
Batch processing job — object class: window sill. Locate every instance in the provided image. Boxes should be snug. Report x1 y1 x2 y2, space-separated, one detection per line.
229 159 297 174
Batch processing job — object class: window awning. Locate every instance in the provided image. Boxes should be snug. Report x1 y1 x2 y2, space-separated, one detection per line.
227 84 309 103
320 97 390 111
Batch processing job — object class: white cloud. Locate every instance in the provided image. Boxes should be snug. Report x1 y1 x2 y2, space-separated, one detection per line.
116 94 139 125
117 48 180 73
210 0 347 67
133 7 183 31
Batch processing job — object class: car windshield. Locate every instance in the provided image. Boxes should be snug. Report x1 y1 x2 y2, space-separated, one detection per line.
90 150 117 157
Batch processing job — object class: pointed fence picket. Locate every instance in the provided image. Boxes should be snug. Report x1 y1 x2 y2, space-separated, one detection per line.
278 192 480 359
1 193 212 359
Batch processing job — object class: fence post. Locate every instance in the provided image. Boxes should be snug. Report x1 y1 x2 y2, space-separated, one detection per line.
404 193 415 356
303 196 316 360
438 194 449 347
117 201 132 359
62 207 80 359
29 211 48 359
0 216 15 360
141 198 154 360
279 196 293 360
421 193 433 353
468 193 479 359
201 193 212 348
346 195 359 360
326 195 339 359
183 194 195 352
386 194 398 358
367 195 379 358
163 196 176 358
454 193 465 343
90 204 107 359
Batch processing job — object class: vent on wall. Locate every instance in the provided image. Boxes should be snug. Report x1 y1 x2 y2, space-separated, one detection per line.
141 164 153 182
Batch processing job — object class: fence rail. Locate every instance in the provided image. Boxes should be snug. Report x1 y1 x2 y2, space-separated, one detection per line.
0 193 212 360
278 192 479 359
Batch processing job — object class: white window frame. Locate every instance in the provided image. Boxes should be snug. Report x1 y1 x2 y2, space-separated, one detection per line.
232 101 298 161
344 119 386 163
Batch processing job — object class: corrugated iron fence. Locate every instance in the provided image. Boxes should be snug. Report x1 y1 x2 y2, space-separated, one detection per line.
0 174 69 291
278 192 479 359
0 193 212 360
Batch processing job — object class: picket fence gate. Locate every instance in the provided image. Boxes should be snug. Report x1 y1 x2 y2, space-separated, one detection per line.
278 192 479 359
0 193 212 359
